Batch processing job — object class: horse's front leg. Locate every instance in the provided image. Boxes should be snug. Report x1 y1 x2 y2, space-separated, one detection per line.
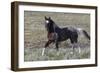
42 40 52 56
45 40 52 48
55 40 59 51
55 41 61 56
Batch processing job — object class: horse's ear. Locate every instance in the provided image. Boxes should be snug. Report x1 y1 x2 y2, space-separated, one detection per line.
49 17 51 20
45 16 47 20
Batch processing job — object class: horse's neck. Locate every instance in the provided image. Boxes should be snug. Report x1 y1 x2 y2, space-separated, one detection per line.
53 23 60 29
47 22 61 33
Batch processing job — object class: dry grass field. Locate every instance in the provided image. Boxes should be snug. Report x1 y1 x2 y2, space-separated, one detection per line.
24 11 90 61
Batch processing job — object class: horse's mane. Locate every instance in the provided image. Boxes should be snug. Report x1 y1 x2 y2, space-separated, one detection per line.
51 19 60 29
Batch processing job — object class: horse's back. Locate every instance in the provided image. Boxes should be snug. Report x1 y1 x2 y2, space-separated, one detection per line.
62 27 78 38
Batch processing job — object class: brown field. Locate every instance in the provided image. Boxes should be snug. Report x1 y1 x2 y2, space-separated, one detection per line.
24 11 90 61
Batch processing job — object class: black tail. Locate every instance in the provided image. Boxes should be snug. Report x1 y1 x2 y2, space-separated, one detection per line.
83 30 90 40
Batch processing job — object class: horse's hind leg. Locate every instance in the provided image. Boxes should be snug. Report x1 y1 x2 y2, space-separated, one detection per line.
74 38 81 53
73 43 81 53
74 41 81 54
70 40 75 54
70 42 76 54
70 37 78 54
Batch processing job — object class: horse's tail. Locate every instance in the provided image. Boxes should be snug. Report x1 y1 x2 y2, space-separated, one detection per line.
82 30 90 40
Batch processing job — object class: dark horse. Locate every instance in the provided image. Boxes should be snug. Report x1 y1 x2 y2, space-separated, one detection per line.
42 16 90 56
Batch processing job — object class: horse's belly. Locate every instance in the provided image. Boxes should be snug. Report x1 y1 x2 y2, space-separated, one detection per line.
58 34 68 41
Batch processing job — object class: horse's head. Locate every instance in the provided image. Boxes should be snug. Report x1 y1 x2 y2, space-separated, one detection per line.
44 16 54 31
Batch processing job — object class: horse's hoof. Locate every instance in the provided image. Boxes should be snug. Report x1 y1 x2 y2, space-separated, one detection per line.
70 51 73 54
